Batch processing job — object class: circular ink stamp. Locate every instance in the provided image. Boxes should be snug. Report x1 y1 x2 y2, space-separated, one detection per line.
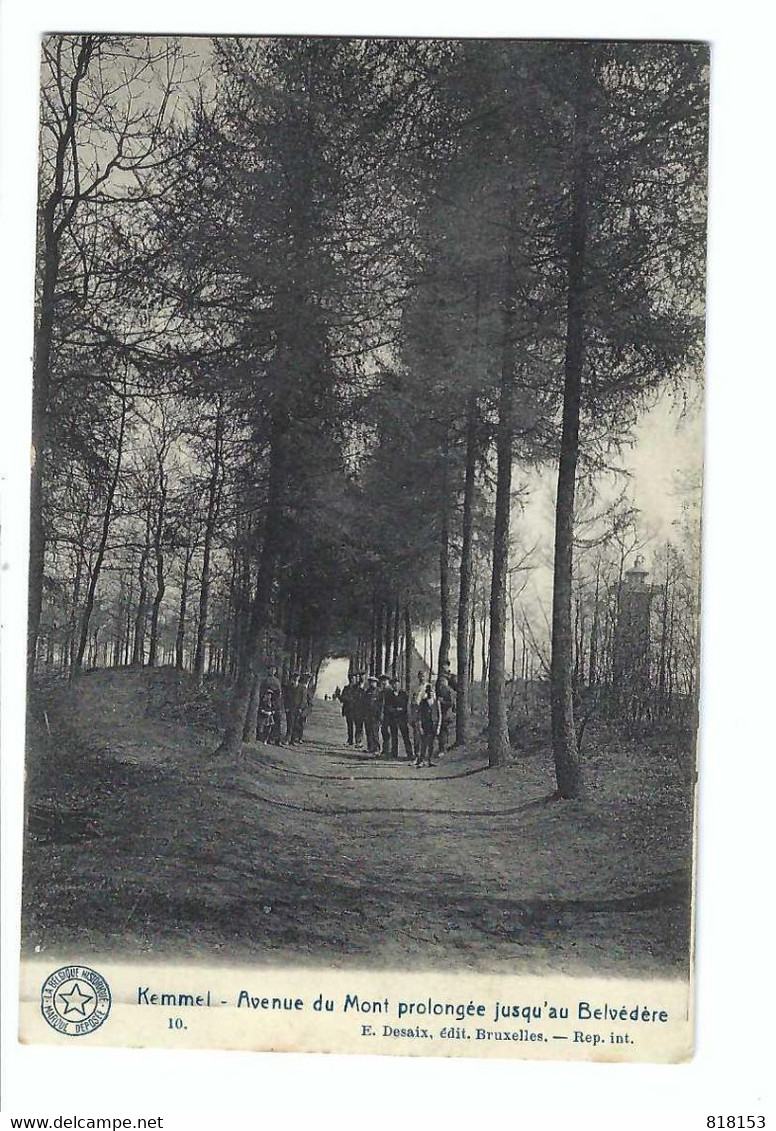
40 965 111 1036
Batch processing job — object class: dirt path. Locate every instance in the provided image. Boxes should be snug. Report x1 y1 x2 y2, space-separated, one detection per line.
22 669 693 977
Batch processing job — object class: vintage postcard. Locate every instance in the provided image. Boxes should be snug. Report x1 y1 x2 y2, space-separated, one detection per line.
18 34 708 1061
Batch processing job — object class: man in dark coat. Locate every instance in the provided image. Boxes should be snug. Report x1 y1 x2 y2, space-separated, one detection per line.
385 676 413 760
351 672 366 746
340 673 358 746
414 685 441 767
363 675 383 755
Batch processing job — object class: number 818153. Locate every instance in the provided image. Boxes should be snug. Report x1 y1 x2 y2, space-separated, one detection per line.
707 1118 765 1128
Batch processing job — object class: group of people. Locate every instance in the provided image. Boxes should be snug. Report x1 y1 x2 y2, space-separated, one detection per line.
256 666 315 747
254 661 460 765
338 666 457 767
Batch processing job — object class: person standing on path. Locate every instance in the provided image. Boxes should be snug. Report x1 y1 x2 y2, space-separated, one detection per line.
259 664 283 744
294 673 314 743
340 673 358 745
414 685 441 767
363 675 383 755
436 672 455 756
352 672 366 747
410 669 426 758
386 676 413 760
437 662 458 694
382 676 398 758
378 673 391 756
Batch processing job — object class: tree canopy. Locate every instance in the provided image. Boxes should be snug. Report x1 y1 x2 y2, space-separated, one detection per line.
30 36 708 795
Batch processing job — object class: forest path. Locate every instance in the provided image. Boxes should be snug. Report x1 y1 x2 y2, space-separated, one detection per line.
23 669 692 977
258 699 522 807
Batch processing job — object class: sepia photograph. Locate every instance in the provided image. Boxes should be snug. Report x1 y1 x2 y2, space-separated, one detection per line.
17 32 708 1060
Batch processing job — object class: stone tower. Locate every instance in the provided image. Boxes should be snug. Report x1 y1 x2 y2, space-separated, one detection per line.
613 555 655 715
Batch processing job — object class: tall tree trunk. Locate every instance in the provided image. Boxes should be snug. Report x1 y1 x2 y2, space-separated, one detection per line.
375 601 384 676
550 48 593 800
132 553 149 665
383 602 392 676
243 670 262 743
132 497 153 666
437 438 452 676
26 37 94 684
509 572 517 682
28 247 59 684
487 189 519 768
666 575 676 715
73 387 127 673
194 400 224 684
147 457 168 668
68 548 84 668
229 522 252 680
114 577 126 668
123 580 133 665
176 543 194 670
404 603 413 693
392 596 400 678
468 595 476 691
456 391 478 745
216 429 286 756
369 598 377 675
480 609 488 690
221 551 237 677
589 561 600 687
657 546 671 717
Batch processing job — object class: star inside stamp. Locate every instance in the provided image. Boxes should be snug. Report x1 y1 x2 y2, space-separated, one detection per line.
40 965 111 1036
